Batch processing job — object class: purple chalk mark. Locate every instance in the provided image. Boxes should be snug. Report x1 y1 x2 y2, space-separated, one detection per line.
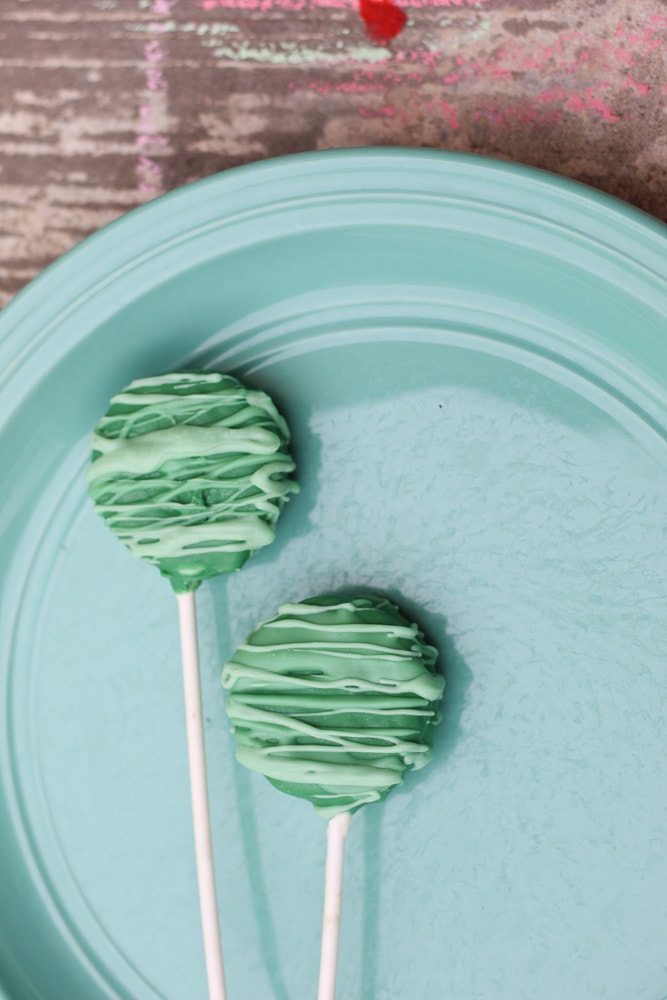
137 133 169 146
146 66 167 90
146 38 167 61
135 2 176 196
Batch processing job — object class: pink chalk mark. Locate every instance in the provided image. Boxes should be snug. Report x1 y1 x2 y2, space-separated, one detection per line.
312 78 381 93
536 85 567 103
357 104 397 117
352 76 460 128
341 80 378 92
137 154 163 193
536 85 619 122
297 66 425 95
146 66 167 90
626 77 650 96
473 106 500 125
137 133 169 146
138 155 162 176
290 14 658 127
612 46 634 67
145 39 166 62
438 98 459 129
198 0 489 8
474 19 665 81
475 102 565 128
135 8 172 198
202 0 349 8
453 17 663 125
383 48 445 72
581 91 620 121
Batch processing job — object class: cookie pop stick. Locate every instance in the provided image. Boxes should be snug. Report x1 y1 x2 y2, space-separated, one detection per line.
222 593 444 999
318 810 351 1000
87 372 298 1000
178 588 225 999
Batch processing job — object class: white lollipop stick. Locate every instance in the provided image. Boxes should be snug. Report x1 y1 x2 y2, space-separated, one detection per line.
317 811 352 1000
177 590 227 1000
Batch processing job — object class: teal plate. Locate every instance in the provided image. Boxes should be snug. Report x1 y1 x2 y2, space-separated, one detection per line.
1 150 667 1000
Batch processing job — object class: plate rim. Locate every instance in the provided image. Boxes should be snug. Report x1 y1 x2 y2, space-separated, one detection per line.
2 146 667 1000
1 147 666 389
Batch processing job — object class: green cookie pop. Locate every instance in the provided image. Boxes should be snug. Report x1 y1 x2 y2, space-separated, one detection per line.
222 593 444 1000
87 370 298 1000
87 371 298 592
222 593 443 817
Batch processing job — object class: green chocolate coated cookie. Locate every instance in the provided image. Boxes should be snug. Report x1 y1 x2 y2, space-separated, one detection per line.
222 594 444 818
87 371 298 592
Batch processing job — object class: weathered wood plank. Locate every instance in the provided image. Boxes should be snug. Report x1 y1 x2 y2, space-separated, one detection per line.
1 0 665 307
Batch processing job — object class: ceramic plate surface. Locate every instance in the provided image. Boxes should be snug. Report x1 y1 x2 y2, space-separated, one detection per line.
1 150 667 1000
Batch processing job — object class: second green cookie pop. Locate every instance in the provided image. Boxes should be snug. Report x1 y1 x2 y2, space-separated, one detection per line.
222 593 444 1000
222 593 444 818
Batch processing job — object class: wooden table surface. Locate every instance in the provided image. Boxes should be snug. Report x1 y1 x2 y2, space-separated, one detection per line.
1 0 666 308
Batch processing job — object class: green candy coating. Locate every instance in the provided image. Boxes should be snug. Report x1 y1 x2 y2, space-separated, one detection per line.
222 594 444 819
87 372 298 592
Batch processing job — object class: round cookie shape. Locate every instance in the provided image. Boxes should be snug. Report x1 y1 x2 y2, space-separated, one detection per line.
87 371 298 592
222 594 444 818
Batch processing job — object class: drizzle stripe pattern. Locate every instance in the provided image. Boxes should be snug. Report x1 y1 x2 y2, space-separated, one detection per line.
223 594 444 818
87 371 298 592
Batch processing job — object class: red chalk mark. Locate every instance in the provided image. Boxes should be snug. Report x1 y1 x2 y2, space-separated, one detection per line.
358 0 406 42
